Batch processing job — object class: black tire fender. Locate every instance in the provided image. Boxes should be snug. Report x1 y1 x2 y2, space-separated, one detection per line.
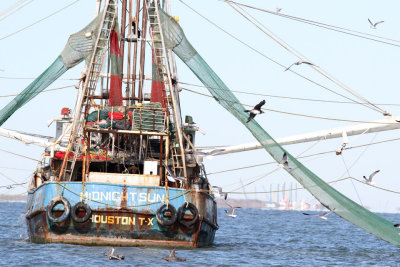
46 196 71 223
71 202 92 223
177 202 199 227
156 204 177 226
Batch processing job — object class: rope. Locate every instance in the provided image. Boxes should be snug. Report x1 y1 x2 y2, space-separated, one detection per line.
0 76 78 80
177 0 371 110
0 0 81 41
0 182 27 189
225 1 386 115
182 87 399 125
226 176 400 195
179 81 400 107
207 135 400 176
0 191 27 201
0 148 41 162
0 85 75 98
0 0 34 23
226 1 400 47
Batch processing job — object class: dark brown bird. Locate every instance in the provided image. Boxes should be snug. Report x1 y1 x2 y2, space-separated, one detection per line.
162 248 186 262
245 100 266 123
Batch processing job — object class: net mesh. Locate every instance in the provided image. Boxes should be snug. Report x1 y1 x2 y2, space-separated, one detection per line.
155 6 400 246
0 12 104 126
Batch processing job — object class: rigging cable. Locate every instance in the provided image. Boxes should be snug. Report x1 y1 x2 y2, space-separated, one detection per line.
0 85 75 98
225 1 387 115
0 0 34 23
225 1 400 47
179 81 400 107
177 0 373 113
0 0 81 41
206 135 400 176
181 87 400 125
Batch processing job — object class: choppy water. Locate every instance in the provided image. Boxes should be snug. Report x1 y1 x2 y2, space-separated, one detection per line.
1 202 400 266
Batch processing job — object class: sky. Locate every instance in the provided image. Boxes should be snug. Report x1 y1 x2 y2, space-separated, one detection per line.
0 0 400 212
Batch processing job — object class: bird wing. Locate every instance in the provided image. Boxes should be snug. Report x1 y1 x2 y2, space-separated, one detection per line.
302 61 314 66
321 210 334 217
368 18 373 25
166 175 176 183
375 21 384 25
247 113 256 123
254 100 266 110
162 161 174 176
302 213 313 216
169 249 175 258
175 176 187 182
282 152 287 163
362 176 368 181
369 170 380 181
284 63 294 71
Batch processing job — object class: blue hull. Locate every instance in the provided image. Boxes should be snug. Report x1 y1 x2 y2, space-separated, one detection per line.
25 182 218 247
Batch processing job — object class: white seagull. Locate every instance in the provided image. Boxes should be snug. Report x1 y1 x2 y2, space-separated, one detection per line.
212 186 228 200
303 209 335 220
363 170 380 185
368 19 384 29
244 100 266 123
162 248 186 262
284 60 316 71
225 203 241 218
162 162 187 183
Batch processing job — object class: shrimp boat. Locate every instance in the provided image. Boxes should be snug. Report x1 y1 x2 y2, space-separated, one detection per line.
21 0 217 247
2 0 400 248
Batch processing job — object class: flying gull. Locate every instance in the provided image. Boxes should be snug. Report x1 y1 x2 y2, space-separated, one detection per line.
284 60 315 71
162 162 187 183
212 186 228 200
368 19 384 29
162 248 186 262
303 209 335 220
363 170 380 185
244 100 266 123
225 203 241 218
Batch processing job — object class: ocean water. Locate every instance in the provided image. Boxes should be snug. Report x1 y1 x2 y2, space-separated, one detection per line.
1 202 399 266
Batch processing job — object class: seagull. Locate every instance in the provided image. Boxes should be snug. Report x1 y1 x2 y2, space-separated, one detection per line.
394 224 400 228
284 60 315 71
275 8 282 13
162 162 187 183
162 248 186 262
212 186 228 200
303 209 335 220
368 19 384 29
335 131 349 155
363 170 380 185
105 247 125 260
225 203 241 218
244 100 266 123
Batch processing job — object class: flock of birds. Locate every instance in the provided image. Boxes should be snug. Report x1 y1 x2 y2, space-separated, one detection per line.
104 247 185 262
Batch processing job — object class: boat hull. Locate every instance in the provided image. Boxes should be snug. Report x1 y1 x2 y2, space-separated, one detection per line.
25 182 218 247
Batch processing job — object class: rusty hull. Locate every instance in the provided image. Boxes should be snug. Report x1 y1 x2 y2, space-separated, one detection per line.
26 182 217 247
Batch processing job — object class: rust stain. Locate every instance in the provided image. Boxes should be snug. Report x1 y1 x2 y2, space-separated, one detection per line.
120 186 128 208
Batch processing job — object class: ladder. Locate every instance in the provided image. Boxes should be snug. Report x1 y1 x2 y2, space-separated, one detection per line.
59 0 118 181
147 0 187 178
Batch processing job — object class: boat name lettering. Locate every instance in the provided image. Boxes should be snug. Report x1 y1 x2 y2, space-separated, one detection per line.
84 192 165 203
91 215 154 225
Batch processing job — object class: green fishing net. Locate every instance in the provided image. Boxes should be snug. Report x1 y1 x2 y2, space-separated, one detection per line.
0 11 104 126
153 6 400 246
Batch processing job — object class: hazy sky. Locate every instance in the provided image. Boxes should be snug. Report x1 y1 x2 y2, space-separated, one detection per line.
0 0 400 212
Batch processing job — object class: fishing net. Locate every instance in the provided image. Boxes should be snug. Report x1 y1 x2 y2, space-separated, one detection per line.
154 6 400 246
0 11 104 126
